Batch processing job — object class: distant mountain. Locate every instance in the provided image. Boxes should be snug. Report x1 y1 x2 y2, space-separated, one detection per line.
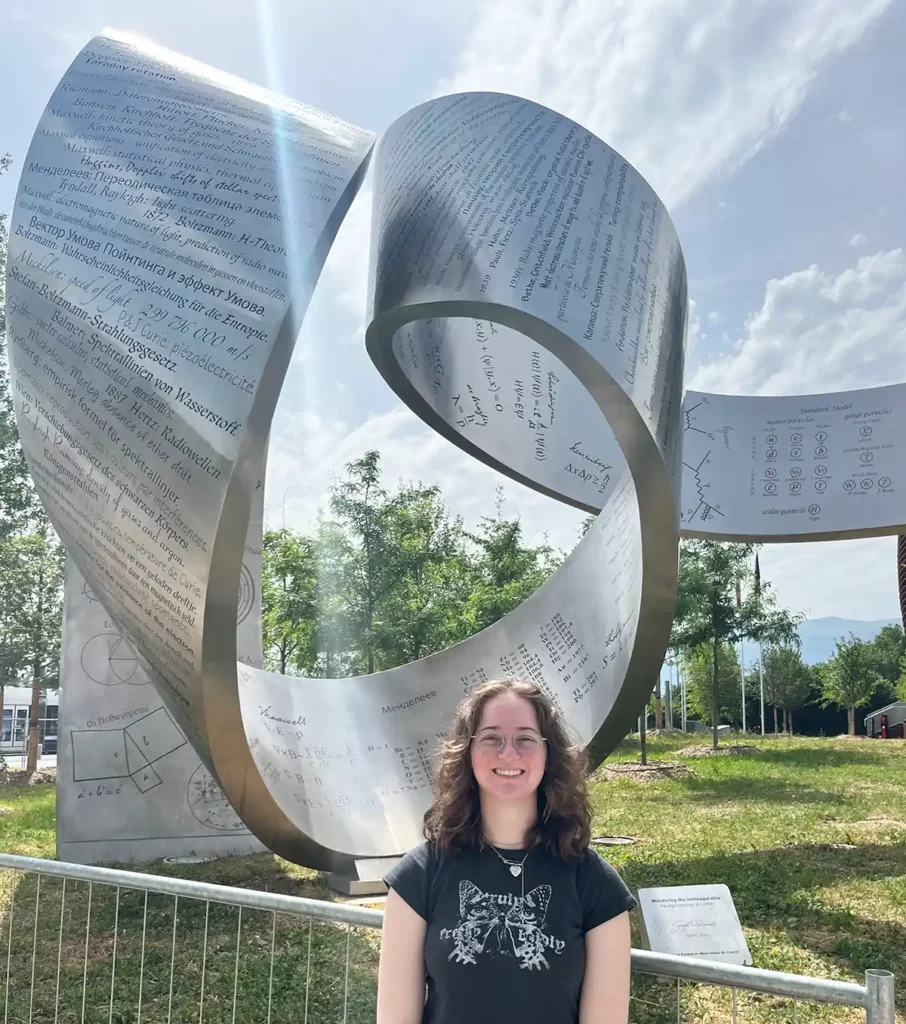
796 616 899 665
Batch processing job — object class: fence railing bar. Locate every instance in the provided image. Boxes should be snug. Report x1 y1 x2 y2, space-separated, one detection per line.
266 910 276 1024
629 949 868 1008
675 978 681 1024
108 886 120 1024
5 881 14 1024
80 881 92 1024
137 889 147 1024
342 922 351 1023
0 854 379 929
199 900 210 1024
731 986 738 1024
231 905 242 1024
866 970 896 1024
303 916 313 1024
167 895 178 1024
54 877 66 1024
28 873 40 1024
630 992 671 1012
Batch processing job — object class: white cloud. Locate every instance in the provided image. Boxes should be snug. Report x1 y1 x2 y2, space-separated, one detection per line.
849 231 868 248
690 248 906 395
438 0 892 208
836 107 855 124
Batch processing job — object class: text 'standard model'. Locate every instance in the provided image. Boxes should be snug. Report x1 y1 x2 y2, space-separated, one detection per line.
6 33 905 873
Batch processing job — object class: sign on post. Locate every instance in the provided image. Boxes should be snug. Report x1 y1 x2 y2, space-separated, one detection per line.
638 884 752 965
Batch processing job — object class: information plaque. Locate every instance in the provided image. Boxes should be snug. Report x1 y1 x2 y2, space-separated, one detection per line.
638 885 752 966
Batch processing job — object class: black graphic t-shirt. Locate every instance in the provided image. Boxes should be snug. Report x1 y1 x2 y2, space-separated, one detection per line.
384 842 637 1024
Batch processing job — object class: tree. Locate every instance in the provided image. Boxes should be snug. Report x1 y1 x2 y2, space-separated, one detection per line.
261 528 319 674
869 623 905 698
759 645 813 734
0 513 65 769
818 634 882 736
260 459 562 679
368 486 474 666
896 658 906 703
682 642 742 727
0 154 41 539
462 489 560 636
671 540 802 748
328 451 389 675
327 452 481 675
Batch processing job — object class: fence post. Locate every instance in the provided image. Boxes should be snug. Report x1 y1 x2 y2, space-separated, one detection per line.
865 969 895 1024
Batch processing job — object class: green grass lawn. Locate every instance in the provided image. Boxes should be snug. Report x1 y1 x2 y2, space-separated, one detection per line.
0 735 902 1023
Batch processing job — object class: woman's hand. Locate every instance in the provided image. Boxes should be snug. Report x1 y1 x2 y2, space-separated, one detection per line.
376 888 428 1024
579 911 632 1024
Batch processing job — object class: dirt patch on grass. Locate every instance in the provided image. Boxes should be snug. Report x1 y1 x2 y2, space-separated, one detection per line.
593 760 692 783
677 744 761 759
0 766 56 786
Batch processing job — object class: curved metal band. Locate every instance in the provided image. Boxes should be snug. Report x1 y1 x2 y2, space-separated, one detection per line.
15 32 888 875
6 42 690 871
12 32 905 874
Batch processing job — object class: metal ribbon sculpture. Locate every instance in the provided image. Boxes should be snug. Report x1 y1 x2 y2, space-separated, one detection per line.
6 33 905 874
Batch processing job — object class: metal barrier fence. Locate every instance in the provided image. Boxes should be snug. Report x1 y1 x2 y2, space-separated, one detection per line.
0 853 894 1024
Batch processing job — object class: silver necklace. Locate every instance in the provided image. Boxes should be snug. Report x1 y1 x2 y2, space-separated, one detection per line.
489 844 529 877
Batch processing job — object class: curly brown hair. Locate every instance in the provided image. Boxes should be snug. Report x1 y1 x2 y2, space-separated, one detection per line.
423 677 592 862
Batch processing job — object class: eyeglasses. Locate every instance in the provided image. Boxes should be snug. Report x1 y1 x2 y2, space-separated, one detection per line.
471 732 546 756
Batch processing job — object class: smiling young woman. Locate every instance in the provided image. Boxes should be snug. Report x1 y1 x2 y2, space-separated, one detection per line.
377 677 636 1024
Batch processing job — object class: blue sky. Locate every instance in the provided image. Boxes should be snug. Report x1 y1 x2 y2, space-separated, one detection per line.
2 0 906 622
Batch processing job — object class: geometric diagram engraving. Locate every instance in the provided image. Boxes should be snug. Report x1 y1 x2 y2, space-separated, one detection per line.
237 562 255 625
71 709 187 793
82 581 98 603
187 765 247 831
80 633 146 686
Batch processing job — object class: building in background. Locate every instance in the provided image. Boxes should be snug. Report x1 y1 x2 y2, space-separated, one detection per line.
1 688 59 757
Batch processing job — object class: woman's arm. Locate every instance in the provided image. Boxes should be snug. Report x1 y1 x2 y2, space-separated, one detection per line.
578 910 632 1024
376 888 428 1024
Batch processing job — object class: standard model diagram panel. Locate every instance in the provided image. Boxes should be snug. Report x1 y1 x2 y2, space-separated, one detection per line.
680 386 906 540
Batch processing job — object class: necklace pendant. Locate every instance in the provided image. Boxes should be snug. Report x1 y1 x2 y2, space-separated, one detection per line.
509 865 521 877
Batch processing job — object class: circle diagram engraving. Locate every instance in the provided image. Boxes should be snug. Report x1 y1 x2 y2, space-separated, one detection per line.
187 766 247 832
80 633 145 687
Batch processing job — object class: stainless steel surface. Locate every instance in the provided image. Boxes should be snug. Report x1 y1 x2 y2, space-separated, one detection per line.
680 387 906 541
7 31 905 877
5 34 687 870
0 853 892 1021
865 969 896 1024
55 470 265 863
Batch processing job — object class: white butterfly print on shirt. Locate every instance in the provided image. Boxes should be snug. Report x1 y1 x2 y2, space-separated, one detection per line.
439 880 566 970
